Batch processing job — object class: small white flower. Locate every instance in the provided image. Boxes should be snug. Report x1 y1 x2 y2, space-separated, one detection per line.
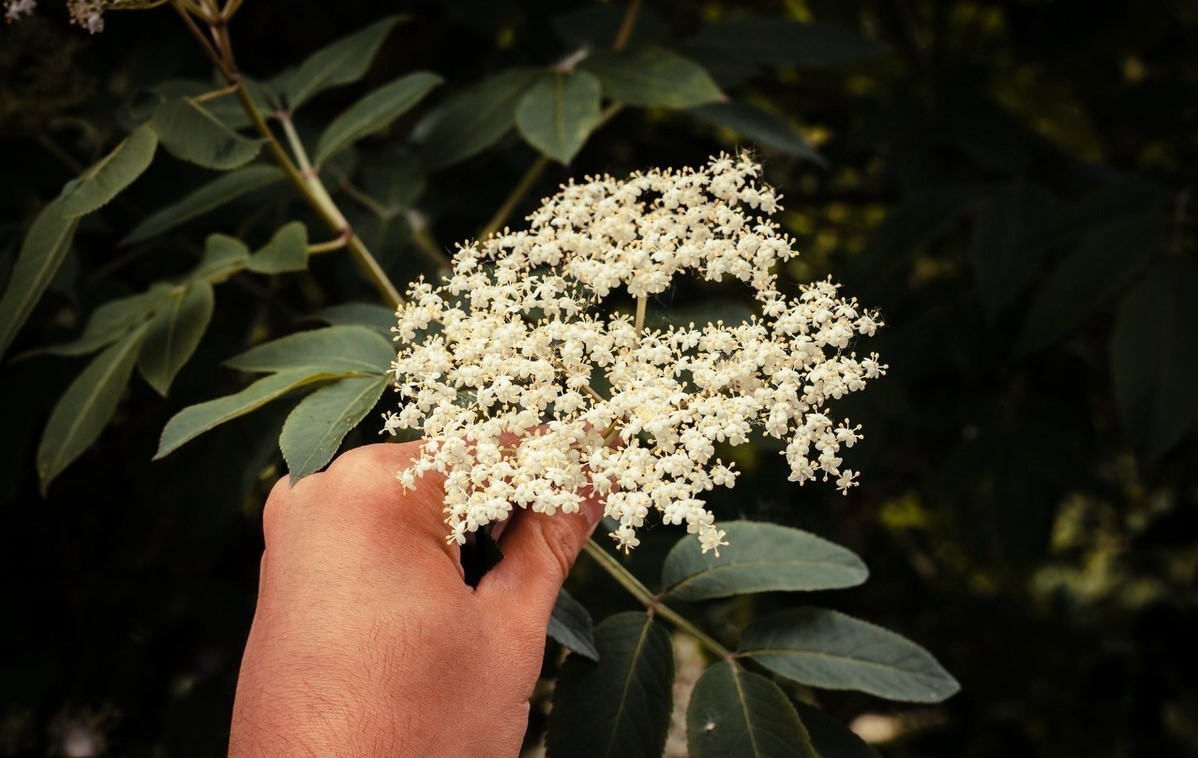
386 154 885 552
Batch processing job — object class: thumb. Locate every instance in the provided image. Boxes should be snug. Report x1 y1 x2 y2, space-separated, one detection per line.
478 491 605 625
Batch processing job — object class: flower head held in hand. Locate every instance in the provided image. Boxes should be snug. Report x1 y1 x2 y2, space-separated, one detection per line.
383 154 886 554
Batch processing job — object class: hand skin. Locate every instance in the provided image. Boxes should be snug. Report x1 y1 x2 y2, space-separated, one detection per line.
228 442 604 757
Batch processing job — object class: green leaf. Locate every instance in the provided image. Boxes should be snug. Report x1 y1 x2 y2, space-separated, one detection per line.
137 279 214 396
738 607 960 703
152 98 263 170
0 201 81 360
58 124 158 217
687 20 884 70
969 182 1055 318
248 222 309 274
313 72 443 165
548 588 599 661
661 522 868 601
155 369 337 460
122 165 284 245
1025 179 1170 249
194 234 251 281
515 71 602 164
792 703 881 758
37 324 148 493
859 184 986 267
225 325 394 376
546 612 674 758
279 375 388 480
413 67 543 169
687 662 817 758
1016 212 1165 356
285 15 406 109
1111 258 1198 460
581 47 723 109
690 102 825 165
35 285 174 357
312 302 398 335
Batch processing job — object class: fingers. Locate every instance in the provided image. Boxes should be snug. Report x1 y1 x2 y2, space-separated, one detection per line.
478 490 605 626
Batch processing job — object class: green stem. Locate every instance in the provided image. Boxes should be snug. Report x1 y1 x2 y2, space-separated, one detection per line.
477 155 551 241
612 0 643 52
582 540 734 659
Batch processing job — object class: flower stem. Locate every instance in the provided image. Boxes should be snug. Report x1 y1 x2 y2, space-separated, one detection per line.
477 155 551 242
582 540 733 659
634 295 647 334
612 0 643 52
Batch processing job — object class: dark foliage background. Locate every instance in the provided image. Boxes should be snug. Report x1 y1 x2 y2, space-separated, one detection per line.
2 0 1196 755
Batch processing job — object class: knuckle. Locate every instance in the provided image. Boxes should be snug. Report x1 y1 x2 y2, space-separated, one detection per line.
535 517 581 582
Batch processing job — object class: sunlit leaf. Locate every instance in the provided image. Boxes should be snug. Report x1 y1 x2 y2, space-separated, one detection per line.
546 612 674 758
738 607 960 703
0 201 81 360
285 15 407 109
548 588 599 661
58 124 158 217
414 68 542 169
1017 212 1165 356
248 222 309 274
152 98 263 170
687 662 817 758
314 72 443 165
1111 258 1198 460
137 279 214 396
691 102 825 165
224 325 394 376
581 47 723 109
155 369 337 460
661 521 868 601
122 165 283 245
279 375 388 480
515 71 602 163
37 324 148 493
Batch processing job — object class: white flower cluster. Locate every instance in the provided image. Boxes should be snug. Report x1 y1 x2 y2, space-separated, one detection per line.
384 154 886 554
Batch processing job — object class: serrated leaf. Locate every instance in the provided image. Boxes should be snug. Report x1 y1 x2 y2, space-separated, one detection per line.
687 20 884 70
280 375 388 480
313 72 443 165
661 522 868 601
152 98 263 170
548 588 599 660
225 325 394 376
249 222 309 274
792 703 881 758
515 71 601 164
312 302 398 334
285 15 406 109
35 284 174 357
1017 212 1165 355
58 124 158 217
137 279 214 396
581 47 723 109
859 184 986 267
122 165 284 245
413 67 542 169
690 102 825 165
546 612 674 758
738 607 960 703
37 324 147 493
195 234 251 281
687 662 817 758
155 369 336 459
1111 259 1198 460
0 201 81 360
969 182 1055 318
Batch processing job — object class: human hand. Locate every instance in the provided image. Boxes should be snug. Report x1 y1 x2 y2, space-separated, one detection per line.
228 441 604 757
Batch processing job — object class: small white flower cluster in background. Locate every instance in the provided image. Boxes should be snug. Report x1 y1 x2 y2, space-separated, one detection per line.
384 153 886 554
4 0 104 32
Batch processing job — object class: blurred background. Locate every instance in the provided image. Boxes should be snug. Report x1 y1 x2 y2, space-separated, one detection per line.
2 0 1196 755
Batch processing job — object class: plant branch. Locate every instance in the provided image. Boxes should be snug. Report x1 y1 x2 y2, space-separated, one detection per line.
612 0 643 52
583 540 733 659
477 156 551 241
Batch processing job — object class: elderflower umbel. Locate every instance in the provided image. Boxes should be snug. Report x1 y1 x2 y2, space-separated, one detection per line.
384 154 887 554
